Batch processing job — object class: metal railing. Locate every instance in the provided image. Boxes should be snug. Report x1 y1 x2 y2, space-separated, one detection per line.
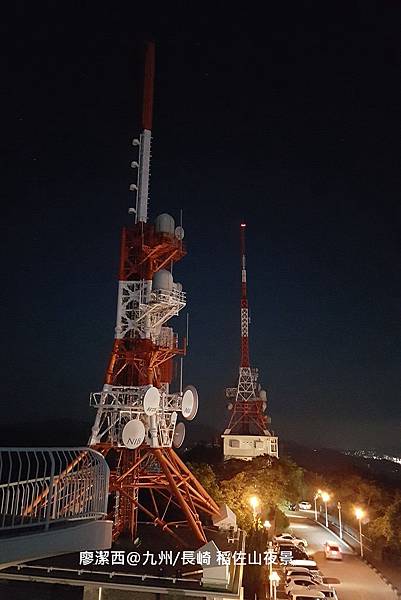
317 510 372 551
0 448 109 533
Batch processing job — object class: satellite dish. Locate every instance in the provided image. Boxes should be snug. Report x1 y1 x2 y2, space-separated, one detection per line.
175 226 185 240
262 402 267 412
143 386 160 416
227 403 233 411
122 419 145 449
171 411 177 424
181 385 198 420
173 422 186 448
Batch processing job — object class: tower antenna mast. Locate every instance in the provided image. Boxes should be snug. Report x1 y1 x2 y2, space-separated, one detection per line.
240 223 250 368
132 40 154 224
87 41 220 543
222 223 279 461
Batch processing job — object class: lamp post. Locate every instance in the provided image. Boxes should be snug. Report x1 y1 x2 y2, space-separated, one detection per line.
267 541 273 598
355 507 365 558
337 501 343 540
321 491 330 527
249 495 260 530
263 520 271 540
314 492 319 520
269 571 280 600
314 489 322 521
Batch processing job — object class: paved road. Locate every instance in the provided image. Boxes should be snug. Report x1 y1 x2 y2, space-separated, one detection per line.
286 510 397 600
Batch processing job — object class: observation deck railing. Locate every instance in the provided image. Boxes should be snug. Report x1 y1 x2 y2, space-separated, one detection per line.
0 448 109 534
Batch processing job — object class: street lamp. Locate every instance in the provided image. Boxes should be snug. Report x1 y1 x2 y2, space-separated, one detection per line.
321 491 330 527
269 571 280 600
314 489 323 521
266 541 274 598
354 507 365 558
314 489 321 521
337 501 343 540
263 519 271 544
249 495 260 518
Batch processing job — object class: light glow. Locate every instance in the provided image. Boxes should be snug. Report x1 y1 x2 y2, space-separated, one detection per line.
269 571 280 583
355 507 365 520
249 495 260 510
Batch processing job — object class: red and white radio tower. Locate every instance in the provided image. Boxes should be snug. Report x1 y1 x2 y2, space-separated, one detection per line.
88 41 220 545
222 224 279 461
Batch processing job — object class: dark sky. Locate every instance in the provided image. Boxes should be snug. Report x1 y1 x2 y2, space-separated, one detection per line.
2 2 401 452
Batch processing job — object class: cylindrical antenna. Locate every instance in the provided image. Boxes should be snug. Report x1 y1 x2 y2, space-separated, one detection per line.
179 357 183 395
134 40 155 224
180 313 189 394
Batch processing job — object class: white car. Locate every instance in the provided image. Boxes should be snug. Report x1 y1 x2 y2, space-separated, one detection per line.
275 532 308 547
286 573 323 586
324 541 342 560
288 588 325 600
285 566 324 584
286 575 320 589
298 501 312 510
286 581 338 600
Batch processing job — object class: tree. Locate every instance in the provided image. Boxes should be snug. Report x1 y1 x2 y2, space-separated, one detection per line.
186 462 223 503
368 494 401 552
189 454 305 533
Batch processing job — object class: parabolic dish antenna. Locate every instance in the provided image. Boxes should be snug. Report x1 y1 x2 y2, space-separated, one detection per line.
143 385 160 416
122 419 145 449
175 226 185 240
181 385 198 420
173 422 186 448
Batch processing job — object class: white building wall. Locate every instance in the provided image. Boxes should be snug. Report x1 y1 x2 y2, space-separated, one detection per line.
222 435 279 461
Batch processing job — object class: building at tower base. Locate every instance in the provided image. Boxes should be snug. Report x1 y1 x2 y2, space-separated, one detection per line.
222 433 279 461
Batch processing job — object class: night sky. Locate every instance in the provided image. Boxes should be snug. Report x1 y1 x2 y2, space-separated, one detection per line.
2 2 401 452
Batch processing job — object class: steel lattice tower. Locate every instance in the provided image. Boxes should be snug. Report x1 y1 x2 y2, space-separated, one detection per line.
87 41 220 544
222 224 279 460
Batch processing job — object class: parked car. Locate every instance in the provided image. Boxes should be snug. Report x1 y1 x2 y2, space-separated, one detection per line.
288 588 325 600
287 560 323 580
275 532 308 547
324 541 342 560
319 591 338 599
285 566 324 585
285 581 338 600
276 542 309 562
285 576 320 589
298 501 312 510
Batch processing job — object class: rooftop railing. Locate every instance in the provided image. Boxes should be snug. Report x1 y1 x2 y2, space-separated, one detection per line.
0 448 109 533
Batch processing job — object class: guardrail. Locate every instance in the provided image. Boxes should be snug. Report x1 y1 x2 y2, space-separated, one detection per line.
0 448 109 533
318 511 372 551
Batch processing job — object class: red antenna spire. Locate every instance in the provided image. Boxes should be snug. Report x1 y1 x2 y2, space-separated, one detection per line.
141 40 155 131
240 223 250 368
